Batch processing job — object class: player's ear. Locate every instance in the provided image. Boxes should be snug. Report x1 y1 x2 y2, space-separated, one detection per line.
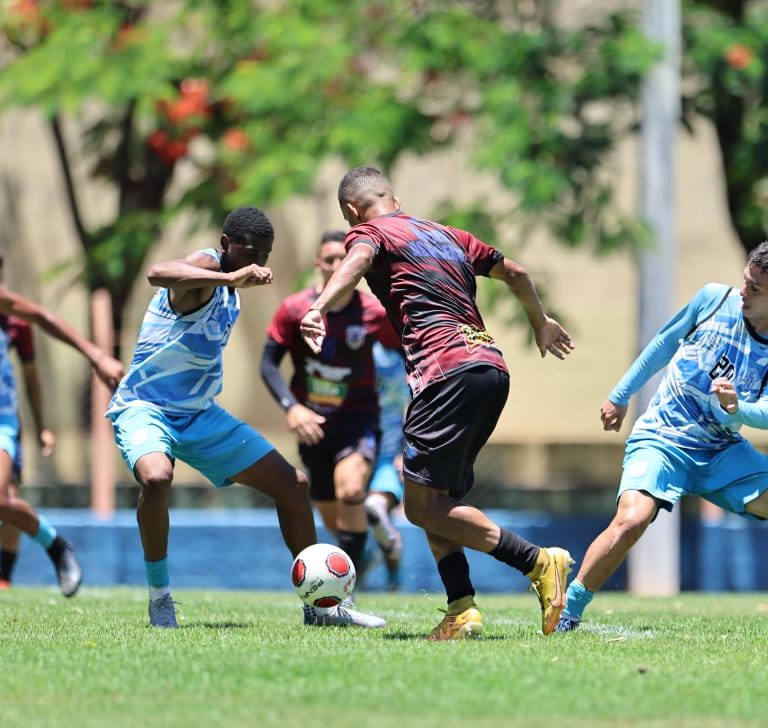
393 196 401 211
344 202 361 225
220 233 230 251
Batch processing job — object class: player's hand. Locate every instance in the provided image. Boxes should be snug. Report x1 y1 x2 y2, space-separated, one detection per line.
534 317 574 360
38 428 56 457
300 309 326 354
711 377 738 414
93 353 125 391
600 399 627 431
286 403 326 446
228 264 273 288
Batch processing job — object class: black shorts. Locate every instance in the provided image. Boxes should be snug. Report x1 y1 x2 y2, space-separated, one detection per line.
403 365 509 499
299 414 379 502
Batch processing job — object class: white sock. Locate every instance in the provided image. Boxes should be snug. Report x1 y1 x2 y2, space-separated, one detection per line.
149 586 172 601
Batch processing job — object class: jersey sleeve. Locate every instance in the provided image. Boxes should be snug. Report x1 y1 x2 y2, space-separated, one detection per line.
9 318 35 362
445 227 504 276
266 300 300 349
609 284 730 405
345 226 381 255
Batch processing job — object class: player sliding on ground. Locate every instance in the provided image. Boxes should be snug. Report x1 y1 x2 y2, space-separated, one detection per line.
558 241 768 631
300 166 575 638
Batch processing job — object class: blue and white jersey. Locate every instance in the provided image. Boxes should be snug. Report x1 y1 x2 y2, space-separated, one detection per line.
373 342 410 459
107 249 239 416
611 284 768 450
0 327 18 417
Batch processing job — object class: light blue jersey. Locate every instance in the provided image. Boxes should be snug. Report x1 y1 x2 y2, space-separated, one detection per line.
611 284 768 450
373 342 409 460
107 249 238 416
0 328 18 418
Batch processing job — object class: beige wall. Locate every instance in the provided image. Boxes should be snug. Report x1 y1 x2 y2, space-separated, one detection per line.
0 99 758 485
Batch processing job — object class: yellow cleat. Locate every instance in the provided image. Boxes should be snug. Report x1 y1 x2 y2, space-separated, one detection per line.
427 596 484 641
527 546 574 635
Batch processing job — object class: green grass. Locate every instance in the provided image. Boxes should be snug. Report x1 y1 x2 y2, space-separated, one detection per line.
2 588 767 727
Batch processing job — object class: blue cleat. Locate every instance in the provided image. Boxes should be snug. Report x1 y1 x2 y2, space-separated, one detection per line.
149 593 178 628
556 615 580 633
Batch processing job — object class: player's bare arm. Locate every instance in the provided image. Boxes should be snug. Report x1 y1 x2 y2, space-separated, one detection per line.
300 243 375 353
490 258 574 359
0 285 125 390
711 376 738 414
148 252 272 315
600 399 627 431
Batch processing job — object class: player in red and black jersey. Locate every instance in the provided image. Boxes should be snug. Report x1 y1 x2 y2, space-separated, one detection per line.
261 230 400 582
0 312 56 589
300 167 575 639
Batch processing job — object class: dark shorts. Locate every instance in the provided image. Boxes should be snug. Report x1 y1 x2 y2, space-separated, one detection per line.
299 413 379 502
403 365 509 499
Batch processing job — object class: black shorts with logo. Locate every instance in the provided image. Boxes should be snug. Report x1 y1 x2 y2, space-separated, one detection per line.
403 365 509 499
299 413 379 502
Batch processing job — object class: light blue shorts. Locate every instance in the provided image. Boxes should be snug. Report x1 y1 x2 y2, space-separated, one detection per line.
368 459 404 504
0 413 20 463
618 437 768 519
109 404 274 487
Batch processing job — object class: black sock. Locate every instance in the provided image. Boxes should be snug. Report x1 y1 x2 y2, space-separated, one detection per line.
337 530 368 573
0 549 18 581
437 552 475 604
489 528 540 574
46 535 66 563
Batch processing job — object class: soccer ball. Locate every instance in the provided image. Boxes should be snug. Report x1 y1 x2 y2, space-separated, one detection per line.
291 543 356 608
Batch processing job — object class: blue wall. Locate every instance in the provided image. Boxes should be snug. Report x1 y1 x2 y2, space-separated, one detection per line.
10 509 768 593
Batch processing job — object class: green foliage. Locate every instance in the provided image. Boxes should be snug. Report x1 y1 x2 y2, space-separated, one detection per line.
2 589 768 727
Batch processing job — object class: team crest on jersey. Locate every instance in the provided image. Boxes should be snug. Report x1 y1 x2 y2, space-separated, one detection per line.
458 324 496 353
345 325 367 350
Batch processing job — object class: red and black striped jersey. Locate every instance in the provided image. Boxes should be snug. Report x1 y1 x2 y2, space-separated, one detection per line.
266 287 399 421
345 212 508 396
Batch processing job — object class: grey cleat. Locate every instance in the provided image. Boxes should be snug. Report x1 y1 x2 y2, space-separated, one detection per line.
149 593 178 628
303 601 386 628
48 537 83 598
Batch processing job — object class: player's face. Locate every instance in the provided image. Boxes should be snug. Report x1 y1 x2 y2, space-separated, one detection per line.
222 236 272 272
315 241 346 283
739 264 768 322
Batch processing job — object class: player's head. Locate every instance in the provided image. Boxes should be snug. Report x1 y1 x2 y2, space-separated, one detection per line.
220 206 274 272
315 230 347 283
741 241 768 321
337 166 399 226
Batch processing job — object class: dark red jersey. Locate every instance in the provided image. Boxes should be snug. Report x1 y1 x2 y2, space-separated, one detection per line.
0 315 35 362
266 287 399 421
345 211 507 396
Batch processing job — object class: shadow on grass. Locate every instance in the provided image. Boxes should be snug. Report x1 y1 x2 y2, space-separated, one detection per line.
383 631 507 641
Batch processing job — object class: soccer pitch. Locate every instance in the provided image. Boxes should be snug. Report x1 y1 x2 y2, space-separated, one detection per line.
2 589 766 727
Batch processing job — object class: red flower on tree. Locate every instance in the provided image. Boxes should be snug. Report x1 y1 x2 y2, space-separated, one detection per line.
724 44 753 71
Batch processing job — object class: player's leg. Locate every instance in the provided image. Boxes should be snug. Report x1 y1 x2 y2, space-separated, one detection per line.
402 366 572 635
558 442 683 631
424 531 483 641
366 463 404 590
111 405 178 626
0 473 22 588
0 424 81 597
231 451 316 557
333 450 373 574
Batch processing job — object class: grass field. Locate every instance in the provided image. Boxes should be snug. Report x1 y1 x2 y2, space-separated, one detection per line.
2 587 767 727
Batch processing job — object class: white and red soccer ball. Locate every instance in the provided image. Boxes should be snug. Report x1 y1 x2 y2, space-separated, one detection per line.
291 543 356 608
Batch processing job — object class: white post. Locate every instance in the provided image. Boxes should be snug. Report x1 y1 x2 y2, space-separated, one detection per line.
629 0 681 596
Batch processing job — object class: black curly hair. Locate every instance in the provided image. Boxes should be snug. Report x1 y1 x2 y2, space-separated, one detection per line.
747 241 768 273
222 206 274 246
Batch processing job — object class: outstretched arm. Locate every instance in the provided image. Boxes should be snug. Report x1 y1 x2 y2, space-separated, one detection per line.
0 286 124 390
489 258 574 359
20 360 55 456
300 243 374 353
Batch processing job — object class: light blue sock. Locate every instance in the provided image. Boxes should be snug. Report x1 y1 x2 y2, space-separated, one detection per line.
32 516 56 549
562 579 594 621
144 557 170 589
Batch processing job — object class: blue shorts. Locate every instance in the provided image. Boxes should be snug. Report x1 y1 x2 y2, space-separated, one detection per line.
369 458 404 504
109 404 274 487
0 413 20 464
618 437 768 519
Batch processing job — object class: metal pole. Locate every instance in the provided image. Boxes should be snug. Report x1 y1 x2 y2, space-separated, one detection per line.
628 0 681 596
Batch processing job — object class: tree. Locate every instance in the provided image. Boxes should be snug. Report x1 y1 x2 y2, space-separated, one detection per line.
1 0 659 356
